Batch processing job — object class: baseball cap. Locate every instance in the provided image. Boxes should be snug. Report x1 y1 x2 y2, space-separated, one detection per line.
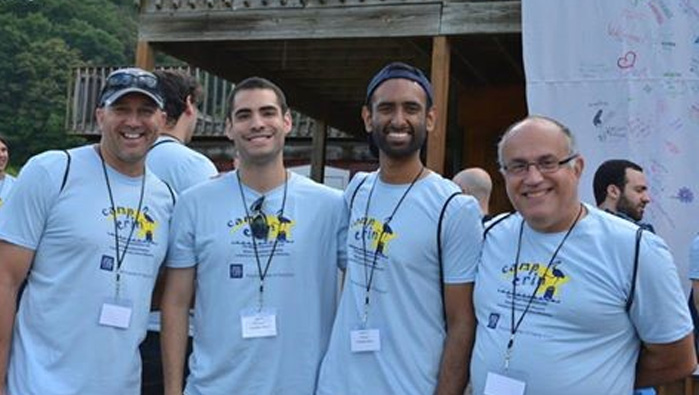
365 62 434 106
98 68 164 109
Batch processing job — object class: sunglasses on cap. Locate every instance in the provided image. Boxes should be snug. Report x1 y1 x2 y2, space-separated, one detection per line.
105 69 158 91
98 68 164 108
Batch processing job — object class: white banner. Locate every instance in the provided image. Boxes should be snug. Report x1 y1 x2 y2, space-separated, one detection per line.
523 0 699 290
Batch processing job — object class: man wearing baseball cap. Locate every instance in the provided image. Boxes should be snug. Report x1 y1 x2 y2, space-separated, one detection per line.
0 67 175 395
317 62 482 394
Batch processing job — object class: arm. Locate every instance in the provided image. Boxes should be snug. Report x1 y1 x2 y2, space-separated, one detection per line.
0 241 33 395
435 283 475 395
634 333 696 387
160 267 195 395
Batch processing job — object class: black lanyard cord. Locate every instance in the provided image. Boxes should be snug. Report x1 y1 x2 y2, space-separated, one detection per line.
98 147 146 296
361 167 424 323
506 203 584 367
236 170 288 308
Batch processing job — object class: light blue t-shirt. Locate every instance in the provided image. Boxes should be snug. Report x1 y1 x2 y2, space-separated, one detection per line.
689 234 699 280
0 174 16 208
147 135 218 193
166 170 347 395
472 205 693 395
0 145 175 395
317 171 483 395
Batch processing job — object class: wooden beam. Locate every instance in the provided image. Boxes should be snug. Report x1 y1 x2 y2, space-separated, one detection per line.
135 40 155 70
441 1 521 34
427 36 450 175
310 119 327 182
139 4 442 41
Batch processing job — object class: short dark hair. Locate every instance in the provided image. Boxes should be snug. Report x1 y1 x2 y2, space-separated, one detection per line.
225 77 288 121
0 134 9 150
154 70 203 126
365 62 433 109
593 159 643 205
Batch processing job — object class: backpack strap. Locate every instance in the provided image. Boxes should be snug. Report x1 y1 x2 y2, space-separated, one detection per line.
483 212 514 240
437 191 462 329
626 227 644 312
161 179 176 206
60 150 71 193
348 173 369 212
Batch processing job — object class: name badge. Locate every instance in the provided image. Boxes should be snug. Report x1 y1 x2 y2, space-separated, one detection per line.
350 329 381 352
240 308 277 338
485 371 526 395
99 298 133 329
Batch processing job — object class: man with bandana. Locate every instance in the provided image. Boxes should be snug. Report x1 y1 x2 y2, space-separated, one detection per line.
317 62 482 395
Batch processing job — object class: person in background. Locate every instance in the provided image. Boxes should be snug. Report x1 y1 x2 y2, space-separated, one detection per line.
453 167 493 222
593 158 654 232
142 69 219 395
0 135 16 208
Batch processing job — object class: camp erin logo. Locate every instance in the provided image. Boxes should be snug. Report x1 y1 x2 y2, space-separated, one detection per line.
351 217 397 255
501 261 570 302
101 206 158 243
227 214 295 242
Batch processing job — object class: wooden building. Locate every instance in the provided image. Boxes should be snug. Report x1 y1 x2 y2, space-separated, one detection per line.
125 1 698 392
133 0 526 213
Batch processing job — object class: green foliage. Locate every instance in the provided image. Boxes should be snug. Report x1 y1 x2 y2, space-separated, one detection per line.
0 0 139 167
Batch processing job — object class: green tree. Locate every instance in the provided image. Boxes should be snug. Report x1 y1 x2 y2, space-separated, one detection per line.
0 0 139 167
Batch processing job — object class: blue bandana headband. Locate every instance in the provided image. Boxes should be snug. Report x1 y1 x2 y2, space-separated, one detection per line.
365 62 434 106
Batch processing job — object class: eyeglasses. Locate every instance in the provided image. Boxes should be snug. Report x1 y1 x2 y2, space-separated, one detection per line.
502 154 579 176
249 196 269 240
104 69 158 91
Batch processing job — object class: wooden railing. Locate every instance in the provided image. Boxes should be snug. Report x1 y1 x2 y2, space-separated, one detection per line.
66 66 231 137
66 65 349 139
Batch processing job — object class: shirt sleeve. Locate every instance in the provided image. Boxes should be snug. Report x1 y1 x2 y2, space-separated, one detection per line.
165 191 198 268
688 235 699 280
630 232 694 344
442 194 483 284
0 152 64 250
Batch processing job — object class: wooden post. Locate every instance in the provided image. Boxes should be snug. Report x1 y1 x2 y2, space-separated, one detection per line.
310 119 327 183
427 36 450 175
135 40 155 70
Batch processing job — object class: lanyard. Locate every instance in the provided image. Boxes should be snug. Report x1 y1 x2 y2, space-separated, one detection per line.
360 167 424 326
236 170 288 311
505 203 584 370
98 148 146 299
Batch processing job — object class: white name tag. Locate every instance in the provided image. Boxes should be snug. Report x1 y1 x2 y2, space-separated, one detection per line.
350 329 381 352
485 371 526 395
99 300 133 329
241 308 277 339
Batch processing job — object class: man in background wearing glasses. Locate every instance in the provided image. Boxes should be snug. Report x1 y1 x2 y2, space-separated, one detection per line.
0 67 175 394
471 115 695 394
160 77 347 395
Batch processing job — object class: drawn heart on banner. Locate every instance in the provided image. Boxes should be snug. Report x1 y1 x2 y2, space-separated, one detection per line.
617 51 637 69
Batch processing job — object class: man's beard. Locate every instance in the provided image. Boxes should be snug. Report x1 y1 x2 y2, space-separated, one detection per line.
617 194 643 222
371 123 426 159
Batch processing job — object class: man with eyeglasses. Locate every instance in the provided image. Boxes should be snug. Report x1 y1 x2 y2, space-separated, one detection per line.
0 67 175 394
471 115 695 394
160 77 347 394
317 62 482 395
